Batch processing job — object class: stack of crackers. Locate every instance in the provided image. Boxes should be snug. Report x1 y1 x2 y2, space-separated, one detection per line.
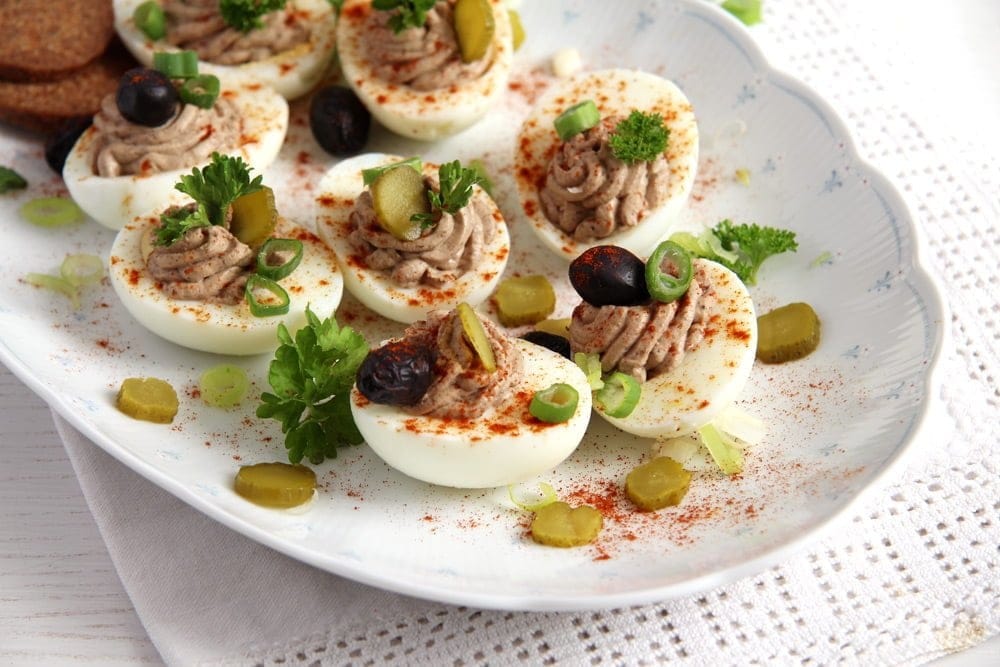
0 0 138 132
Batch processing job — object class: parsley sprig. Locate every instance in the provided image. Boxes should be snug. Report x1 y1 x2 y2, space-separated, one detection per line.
410 160 486 228
609 110 669 164
155 153 263 246
372 0 436 33
220 0 287 33
672 220 798 285
257 307 370 465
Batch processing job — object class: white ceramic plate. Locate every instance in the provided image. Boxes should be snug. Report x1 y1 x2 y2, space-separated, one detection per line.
0 0 946 610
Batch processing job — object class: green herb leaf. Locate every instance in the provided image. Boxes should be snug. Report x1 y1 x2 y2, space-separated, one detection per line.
219 0 287 32
721 0 762 26
372 0 437 33
361 156 422 187
407 159 486 228
0 166 27 194
256 306 369 465
673 220 796 285
154 203 211 246
608 110 669 164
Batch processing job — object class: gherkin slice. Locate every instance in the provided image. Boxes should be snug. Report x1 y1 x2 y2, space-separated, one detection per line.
756 301 821 363
234 462 316 509
116 377 179 424
530 501 603 547
230 186 278 249
371 164 429 241
493 274 556 326
454 0 495 63
625 456 691 511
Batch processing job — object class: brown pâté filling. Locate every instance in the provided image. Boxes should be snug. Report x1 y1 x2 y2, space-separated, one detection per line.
568 260 715 383
540 116 670 242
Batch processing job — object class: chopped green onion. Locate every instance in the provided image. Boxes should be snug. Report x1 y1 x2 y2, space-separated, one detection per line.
507 482 557 512
573 352 604 391
467 159 494 196
134 1 167 40
255 238 303 281
24 273 80 309
697 422 744 475
594 371 641 418
19 197 84 227
721 0 762 26
553 100 600 141
645 240 693 303
529 382 579 423
60 254 103 287
153 50 199 78
245 274 290 317
735 168 751 186
713 405 765 446
0 166 27 193
178 74 220 108
810 251 833 268
361 157 422 187
199 364 250 408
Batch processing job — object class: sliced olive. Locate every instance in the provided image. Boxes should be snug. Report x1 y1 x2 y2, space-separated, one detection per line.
371 164 429 241
756 302 821 363
453 0 495 63
230 186 278 249
530 501 602 547
493 274 556 327
234 462 316 509
116 377 179 424
625 456 691 511
456 302 496 372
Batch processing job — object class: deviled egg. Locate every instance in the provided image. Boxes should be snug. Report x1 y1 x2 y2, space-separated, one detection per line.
113 0 337 100
64 71 288 231
316 153 510 324
336 0 513 140
352 306 592 488
515 69 699 261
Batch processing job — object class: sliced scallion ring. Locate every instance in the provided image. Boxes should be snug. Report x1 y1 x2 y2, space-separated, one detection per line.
256 238 303 281
553 100 600 141
19 197 84 227
179 74 220 109
24 273 80 309
645 240 693 303
60 254 103 287
573 352 604 391
594 371 641 418
199 364 250 408
245 274 290 317
153 50 199 79
529 382 579 423
134 1 166 40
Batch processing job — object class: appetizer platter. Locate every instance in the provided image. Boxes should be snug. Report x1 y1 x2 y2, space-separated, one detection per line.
0 0 945 610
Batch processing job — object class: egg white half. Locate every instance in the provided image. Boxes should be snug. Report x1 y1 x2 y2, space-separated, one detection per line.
352 339 592 488
64 81 288 231
112 0 337 100
315 153 511 324
336 0 513 140
595 260 757 438
108 217 344 355
515 68 699 261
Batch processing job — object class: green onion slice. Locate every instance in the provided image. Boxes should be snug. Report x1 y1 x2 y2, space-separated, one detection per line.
645 240 693 303
0 166 28 193
245 274 290 317
25 273 80 309
178 74 220 109
507 482 558 512
553 100 600 141
594 371 641 418
153 50 199 79
456 302 496 372
529 382 580 423
134 1 167 40
697 422 744 475
573 352 604 391
361 157 422 187
60 254 103 287
19 197 84 227
199 364 250 408
256 238 303 281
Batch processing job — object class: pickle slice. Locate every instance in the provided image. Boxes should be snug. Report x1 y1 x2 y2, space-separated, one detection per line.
456 302 496 372
371 164 429 241
493 275 556 327
230 186 278 249
116 377 179 424
534 318 571 337
530 501 603 547
756 301 821 364
454 0 495 63
234 462 316 509
625 456 691 511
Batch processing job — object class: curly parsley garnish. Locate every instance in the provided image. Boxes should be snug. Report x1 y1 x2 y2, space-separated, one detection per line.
155 153 263 246
257 307 370 465
220 0 287 33
410 159 486 228
609 110 669 164
372 0 436 33
672 220 798 285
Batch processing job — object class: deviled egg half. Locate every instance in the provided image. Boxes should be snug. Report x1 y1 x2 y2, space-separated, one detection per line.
336 0 513 140
316 153 510 324
113 0 338 100
64 70 288 231
565 244 756 438
352 305 592 488
108 154 343 355
515 69 699 261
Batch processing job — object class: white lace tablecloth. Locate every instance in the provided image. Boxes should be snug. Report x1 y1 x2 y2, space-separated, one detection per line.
15 0 1000 664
